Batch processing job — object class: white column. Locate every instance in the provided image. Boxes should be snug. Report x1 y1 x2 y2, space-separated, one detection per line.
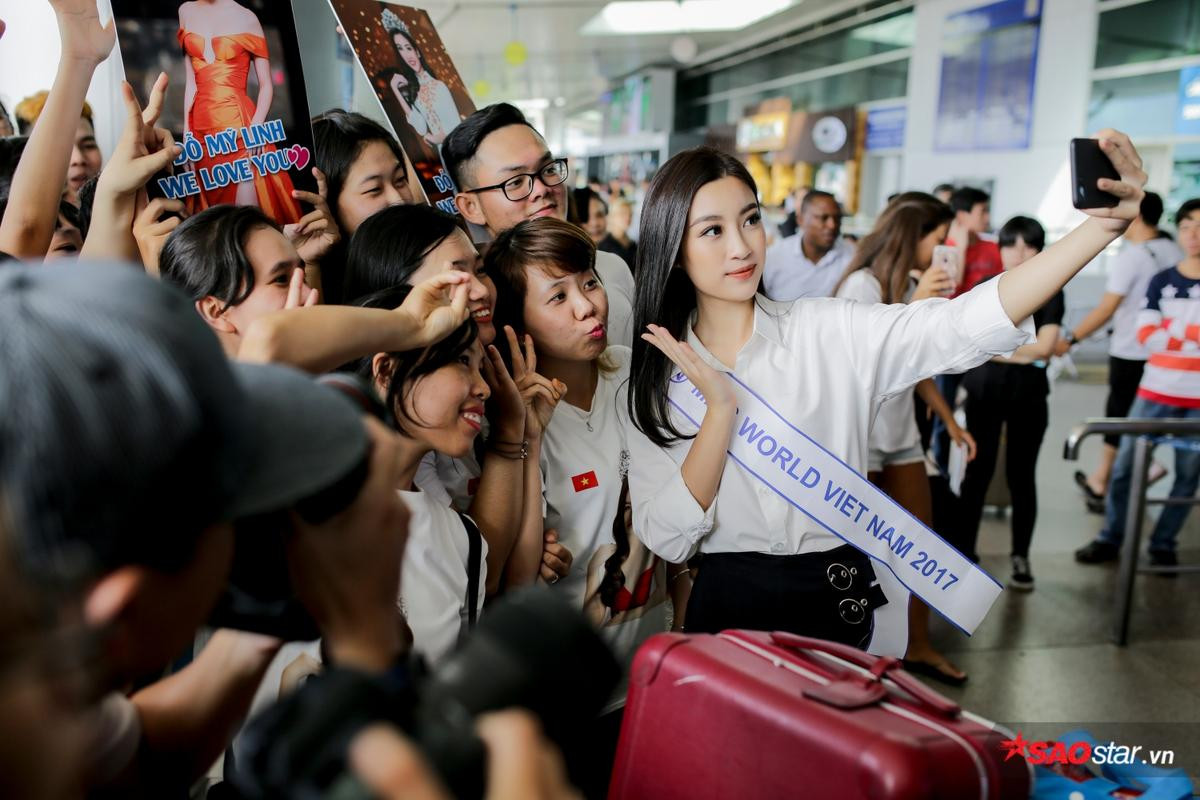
902 0 1100 236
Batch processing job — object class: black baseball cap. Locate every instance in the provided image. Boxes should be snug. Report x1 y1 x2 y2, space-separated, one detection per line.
0 261 369 582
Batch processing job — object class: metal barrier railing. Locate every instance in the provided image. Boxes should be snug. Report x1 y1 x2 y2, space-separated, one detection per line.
1064 418 1200 646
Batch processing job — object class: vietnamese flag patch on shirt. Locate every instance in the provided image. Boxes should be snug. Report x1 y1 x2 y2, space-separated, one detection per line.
572 470 599 492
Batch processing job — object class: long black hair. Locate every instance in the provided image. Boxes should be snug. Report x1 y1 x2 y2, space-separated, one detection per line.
343 204 465 303
598 480 633 609
347 284 478 435
312 109 409 231
628 146 758 447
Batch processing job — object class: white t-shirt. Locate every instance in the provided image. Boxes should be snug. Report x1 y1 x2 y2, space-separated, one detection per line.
397 487 487 665
595 249 636 348
414 417 487 512
1105 237 1185 360
540 346 670 710
836 269 921 454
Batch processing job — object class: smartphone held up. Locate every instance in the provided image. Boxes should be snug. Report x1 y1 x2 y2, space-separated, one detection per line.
1070 137 1122 210
931 244 960 296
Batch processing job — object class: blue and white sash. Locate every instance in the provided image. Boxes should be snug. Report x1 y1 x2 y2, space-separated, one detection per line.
668 370 1002 635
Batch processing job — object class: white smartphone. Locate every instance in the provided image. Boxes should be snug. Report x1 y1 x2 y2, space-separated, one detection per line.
932 245 960 294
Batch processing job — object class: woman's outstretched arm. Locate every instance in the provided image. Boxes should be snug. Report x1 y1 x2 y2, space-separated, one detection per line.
995 130 1146 324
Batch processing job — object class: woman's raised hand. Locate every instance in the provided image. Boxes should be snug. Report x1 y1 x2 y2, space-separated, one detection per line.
539 528 573 584
389 72 412 113
100 81 179 197
285 168 343 265
132 192 186 275
139 72 170 150
283 267 319 309
642 324 736 411
503 326 565 442
51 0 115 66
1083 130 1147 233
481 340 527 442
393 270 471 348
912 266 954 301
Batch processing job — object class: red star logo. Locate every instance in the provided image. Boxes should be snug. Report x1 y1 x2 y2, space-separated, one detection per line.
1000 732 1030 762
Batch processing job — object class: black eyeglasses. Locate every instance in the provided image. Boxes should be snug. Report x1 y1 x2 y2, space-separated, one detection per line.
464 158 569 202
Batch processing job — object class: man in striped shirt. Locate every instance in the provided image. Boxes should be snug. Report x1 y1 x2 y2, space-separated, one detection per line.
1077 198 1200 568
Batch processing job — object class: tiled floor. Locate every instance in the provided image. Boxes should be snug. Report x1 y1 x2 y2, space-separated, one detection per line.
922 367 1200 786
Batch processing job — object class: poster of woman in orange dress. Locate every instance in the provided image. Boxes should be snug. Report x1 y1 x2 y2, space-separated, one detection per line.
111 0 317 226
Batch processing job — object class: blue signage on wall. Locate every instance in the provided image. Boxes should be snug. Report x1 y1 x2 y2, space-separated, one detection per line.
866 106 906 150
1179 66 1200 136
934 0 1042 152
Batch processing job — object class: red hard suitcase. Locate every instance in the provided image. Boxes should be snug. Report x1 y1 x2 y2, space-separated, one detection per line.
609 631 1032 800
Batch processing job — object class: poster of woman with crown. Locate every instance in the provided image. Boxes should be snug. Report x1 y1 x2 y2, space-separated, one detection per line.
326 0 476 215
379 8 462 148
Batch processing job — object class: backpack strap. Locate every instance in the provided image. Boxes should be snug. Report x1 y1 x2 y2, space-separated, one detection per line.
458 512 483 629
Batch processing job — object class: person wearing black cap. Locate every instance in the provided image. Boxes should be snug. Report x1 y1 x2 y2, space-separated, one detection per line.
0 261 410 794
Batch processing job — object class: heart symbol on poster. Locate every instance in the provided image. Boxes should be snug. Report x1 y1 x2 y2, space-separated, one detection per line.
288 145 311 172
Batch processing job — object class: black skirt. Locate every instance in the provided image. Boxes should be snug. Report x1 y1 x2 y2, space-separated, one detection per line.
683 544 888 650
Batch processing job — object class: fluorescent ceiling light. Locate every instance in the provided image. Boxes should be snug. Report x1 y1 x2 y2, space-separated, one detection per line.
581 0 796 36
512 98 551 110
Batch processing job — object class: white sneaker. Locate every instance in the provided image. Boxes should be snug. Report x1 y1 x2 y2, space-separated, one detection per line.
1010 556 1034 591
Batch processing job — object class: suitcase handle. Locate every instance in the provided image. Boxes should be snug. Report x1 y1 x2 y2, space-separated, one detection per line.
769 632 961 719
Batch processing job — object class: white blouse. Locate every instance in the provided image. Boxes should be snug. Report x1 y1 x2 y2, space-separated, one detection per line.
835 269 922 454
622 277 1031 654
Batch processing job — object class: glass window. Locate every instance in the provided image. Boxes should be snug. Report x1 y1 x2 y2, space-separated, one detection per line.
676 7 913 127
743 61 909 113
1095 0 1200 68
1087 71 1181 137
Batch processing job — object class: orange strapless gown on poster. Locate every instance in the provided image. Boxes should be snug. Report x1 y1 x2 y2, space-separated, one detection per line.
178 30 300 223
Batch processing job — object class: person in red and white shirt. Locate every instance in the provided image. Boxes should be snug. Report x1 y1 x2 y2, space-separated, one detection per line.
1055 192 1183 506
1077 198 1200 568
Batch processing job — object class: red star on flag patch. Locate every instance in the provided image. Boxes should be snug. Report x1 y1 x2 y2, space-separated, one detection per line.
571 470 598 492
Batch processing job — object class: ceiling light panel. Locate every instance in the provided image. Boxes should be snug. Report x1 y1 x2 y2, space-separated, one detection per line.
581 0 796 36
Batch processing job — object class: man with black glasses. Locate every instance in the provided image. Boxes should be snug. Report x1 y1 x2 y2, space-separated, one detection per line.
443 103 636 347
